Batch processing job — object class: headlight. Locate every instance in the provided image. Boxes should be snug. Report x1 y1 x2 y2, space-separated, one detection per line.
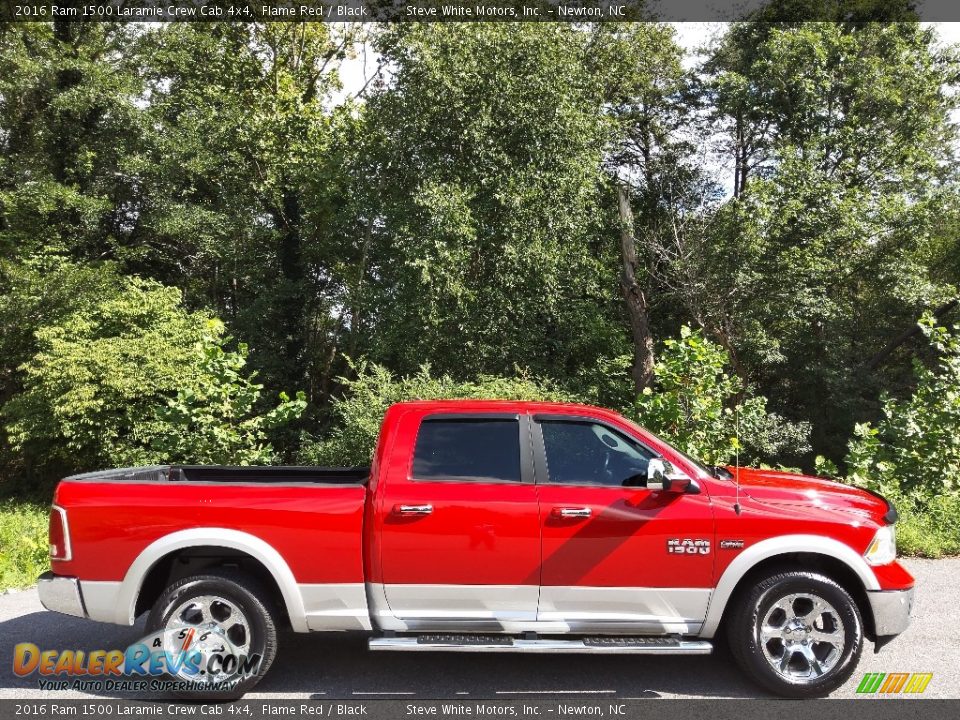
864 525 897 565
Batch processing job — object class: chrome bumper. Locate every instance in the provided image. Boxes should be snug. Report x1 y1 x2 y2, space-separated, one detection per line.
37 572 87 619
868 586 915 637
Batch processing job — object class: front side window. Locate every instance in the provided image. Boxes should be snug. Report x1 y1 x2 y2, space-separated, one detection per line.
412 418 521 483
540 420 655 487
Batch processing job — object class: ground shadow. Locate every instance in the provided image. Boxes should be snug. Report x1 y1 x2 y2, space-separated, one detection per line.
0 610 766 700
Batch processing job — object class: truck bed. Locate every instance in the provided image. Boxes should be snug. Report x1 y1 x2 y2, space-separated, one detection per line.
64 464 370 485
52 466 369 592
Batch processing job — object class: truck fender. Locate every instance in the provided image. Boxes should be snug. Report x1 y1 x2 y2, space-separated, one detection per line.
111 527 309 632
699 534 880 638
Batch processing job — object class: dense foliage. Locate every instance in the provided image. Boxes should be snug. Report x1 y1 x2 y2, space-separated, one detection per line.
844 315 960 502
2 277 304 473
1 18 960 555
634 327 810 466
300 362 569 466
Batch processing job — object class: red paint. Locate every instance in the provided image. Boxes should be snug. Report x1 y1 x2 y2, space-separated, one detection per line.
51 481 366 584
50 399 914 599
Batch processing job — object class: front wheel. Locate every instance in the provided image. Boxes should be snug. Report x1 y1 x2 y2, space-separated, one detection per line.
727 570 863 698
146 570 278 699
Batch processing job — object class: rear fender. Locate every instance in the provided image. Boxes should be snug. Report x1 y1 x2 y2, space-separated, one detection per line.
94 528 309 632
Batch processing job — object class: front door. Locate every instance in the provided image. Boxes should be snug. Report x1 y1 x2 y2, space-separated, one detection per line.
377 413 541 631
533 416 715 634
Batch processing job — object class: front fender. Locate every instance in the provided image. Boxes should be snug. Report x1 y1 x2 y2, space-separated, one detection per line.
699 534 880 638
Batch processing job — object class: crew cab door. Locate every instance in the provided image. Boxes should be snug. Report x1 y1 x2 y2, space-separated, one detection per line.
533 415 714 634
374 412 540 630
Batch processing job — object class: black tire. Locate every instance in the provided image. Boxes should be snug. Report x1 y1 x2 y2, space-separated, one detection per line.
146 570 278 699
726 570 863 698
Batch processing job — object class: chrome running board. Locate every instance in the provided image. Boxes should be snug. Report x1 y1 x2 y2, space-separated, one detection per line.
368 634 713 654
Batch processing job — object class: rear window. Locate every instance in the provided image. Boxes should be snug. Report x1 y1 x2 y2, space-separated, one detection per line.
412 418 521 483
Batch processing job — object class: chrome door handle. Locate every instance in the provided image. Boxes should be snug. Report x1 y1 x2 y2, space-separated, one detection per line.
395 504 434 516
553 507 592 519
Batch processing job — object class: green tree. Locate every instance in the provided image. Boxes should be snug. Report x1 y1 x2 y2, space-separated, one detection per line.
134 23 357 400
634 326 810 466
696 22 960 464
301 361 569 466
0 22 146 261
354 24 621 383
844 314 960 501
151 328 307 466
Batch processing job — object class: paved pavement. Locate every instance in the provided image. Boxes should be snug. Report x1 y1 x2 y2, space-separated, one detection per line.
0 558 955 700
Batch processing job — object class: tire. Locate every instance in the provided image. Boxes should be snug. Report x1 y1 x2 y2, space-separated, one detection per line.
726 570 863 698
146 570 278 699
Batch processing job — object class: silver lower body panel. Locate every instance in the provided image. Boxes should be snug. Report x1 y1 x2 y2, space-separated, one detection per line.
37 572 86 618
369 636 713 654
868 586 915 637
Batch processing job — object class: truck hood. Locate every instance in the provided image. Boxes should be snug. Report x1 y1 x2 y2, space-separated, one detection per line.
724 466 895 524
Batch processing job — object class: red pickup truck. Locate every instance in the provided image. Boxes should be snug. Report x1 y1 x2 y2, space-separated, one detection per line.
37 400 914 698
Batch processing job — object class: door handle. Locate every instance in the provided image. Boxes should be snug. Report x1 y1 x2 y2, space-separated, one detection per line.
394 504 434 516
552 507 592 519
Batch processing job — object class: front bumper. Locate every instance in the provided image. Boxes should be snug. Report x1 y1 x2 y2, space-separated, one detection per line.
37 572 87 619
868 585 915 637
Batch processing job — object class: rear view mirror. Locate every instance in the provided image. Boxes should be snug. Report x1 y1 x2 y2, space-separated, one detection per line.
647 458 668 490
647 458 696 493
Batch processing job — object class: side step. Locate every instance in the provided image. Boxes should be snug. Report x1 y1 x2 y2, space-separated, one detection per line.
368 634 712 654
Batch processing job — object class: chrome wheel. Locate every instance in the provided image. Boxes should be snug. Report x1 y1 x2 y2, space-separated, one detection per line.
759 592 846 683
164 594 250 683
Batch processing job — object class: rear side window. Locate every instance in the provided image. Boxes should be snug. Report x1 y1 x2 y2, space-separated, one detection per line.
412 419 521 483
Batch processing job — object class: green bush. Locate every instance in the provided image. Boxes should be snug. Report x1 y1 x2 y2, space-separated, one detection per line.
836 313 960 557
0 500 48 590
844 313 960 502
151 329 306 466
632 326 811 466
300 361 569 466
3 277 305 473
890 492 960 558
3 277 211 471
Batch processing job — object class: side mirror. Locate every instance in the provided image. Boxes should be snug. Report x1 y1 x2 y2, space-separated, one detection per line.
647 458 696 494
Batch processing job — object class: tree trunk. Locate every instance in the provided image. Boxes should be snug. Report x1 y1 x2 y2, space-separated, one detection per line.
276 189 306 379
617 182 655 392
863 298 959 371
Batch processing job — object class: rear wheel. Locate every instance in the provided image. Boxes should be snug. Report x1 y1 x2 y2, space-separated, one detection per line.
146 571 278 699
727 570 863 698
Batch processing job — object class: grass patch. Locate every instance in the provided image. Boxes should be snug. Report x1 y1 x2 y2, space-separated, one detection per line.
893 493 960 558
0 500 49 590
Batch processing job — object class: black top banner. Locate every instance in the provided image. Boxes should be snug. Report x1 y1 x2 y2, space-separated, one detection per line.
0 0 958 23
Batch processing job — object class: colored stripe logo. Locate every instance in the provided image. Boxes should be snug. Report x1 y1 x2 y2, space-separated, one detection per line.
856 672 933 694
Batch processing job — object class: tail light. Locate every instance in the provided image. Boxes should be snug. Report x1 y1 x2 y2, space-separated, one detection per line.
49 505 72 561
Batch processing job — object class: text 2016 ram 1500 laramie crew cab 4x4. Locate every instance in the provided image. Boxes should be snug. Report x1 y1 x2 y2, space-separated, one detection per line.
37 400 914 698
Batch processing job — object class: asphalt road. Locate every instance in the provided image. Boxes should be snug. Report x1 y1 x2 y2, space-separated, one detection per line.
0 558 955 700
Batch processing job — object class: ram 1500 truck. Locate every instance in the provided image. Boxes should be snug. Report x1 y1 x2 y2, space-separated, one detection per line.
37 400 914 698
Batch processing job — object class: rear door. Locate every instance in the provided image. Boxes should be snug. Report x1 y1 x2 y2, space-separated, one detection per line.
376 413 541 630
533 415 715 634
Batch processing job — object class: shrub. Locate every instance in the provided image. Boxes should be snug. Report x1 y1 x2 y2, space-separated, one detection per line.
300 361 569 466
3 278 304 473
3 278 211 471
632 326 811 466
844 313 960 502
0 500 48 590
149 329 307 466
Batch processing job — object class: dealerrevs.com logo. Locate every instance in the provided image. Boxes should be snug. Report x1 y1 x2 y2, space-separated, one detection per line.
856 672 933 695
13 627 261 693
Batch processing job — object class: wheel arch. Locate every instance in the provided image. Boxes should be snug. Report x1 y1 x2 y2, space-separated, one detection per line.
701 534 879 639
117 528 308 632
